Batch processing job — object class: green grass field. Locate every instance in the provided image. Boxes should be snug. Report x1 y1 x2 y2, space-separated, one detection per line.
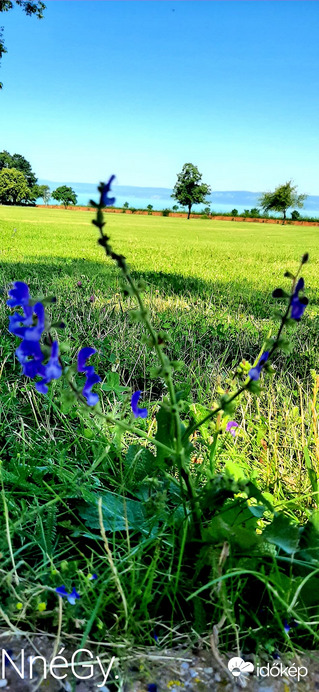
1 205 319 655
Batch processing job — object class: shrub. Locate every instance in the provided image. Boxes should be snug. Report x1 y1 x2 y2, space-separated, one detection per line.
231 208 238 216
291 210 301 220
162 208 171 217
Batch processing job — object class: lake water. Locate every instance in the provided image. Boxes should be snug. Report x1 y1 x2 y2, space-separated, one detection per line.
41 188 319 219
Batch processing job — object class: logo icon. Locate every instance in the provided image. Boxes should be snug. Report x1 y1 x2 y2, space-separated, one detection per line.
228 657 254 677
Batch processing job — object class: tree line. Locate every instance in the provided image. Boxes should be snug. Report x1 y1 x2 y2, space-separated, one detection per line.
171 163 307 222
0 151 308 221
0 151 77 207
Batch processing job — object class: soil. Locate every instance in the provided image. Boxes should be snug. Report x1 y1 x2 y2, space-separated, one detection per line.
1 632 319 691
36 206 319 227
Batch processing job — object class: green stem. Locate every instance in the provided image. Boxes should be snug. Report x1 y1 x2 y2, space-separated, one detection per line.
94 192 201 533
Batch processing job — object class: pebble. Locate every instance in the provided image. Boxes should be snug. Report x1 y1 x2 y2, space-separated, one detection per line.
181 662 190 671
203 667 213 675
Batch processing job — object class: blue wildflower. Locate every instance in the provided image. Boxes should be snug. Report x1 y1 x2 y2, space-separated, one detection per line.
101 175 116 207
283 619 291 634
77 347 101 406
56 586 80 605
290 277 308 320
9 304 34 338
78 347 97 374
7 281 30 308
147 685 158 692
131 391 148 419
35 341 62 394
15 340 45 379
9 302 45 342
88 573 97 580
248 351 269 381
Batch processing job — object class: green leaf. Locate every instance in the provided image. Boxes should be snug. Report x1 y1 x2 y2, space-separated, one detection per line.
303 445 318 494
297 514 319 563
263 514 300 554
246 380 261 395
79 491 146 532
100 371 129 395
219 394 237 415
245 481 273 512
155 406 175 465
60 389 76 414
125 445 157 483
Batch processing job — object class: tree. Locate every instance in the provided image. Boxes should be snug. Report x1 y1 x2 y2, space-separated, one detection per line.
52 185 77 208
0 1 46 89
172 204 179 212
123 202 129 210
37 184 50 204
0 150 37 187
291 210 301 221
259 181 307 224
0 167 31 204
231 209 238 216
146 204 153 215
171 163 211 219
250 208 260 217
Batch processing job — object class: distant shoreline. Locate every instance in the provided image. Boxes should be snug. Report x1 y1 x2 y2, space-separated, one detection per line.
35 205 319 226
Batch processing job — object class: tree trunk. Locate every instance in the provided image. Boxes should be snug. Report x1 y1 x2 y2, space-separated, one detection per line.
282 208 286 225
187 204 191 219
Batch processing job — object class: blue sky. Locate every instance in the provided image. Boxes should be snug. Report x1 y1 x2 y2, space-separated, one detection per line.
0 1 318 193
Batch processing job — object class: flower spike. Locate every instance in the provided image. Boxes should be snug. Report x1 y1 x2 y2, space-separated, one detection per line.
101 175 116 207
131 391 148 419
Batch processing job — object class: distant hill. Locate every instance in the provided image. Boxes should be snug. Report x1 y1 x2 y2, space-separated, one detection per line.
38 180 319 212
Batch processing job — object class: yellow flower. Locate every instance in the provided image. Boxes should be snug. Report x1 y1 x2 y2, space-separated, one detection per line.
37 602 46 612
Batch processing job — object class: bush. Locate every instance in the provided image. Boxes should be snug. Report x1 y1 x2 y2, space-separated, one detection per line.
291 210 301 220
250 207 260 217
231 208 238 216
162 208 171 217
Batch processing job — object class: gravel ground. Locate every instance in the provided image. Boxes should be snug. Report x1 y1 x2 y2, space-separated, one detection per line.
0 633 318 691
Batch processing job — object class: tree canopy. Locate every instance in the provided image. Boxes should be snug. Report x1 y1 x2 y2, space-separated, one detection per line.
171 163 211 219
0 167 31 204
36 184 51 204
0 150 38 188
0 1 46 89
258 181 307 223
52 185 77 208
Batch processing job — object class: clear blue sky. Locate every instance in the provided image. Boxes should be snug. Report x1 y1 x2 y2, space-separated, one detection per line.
0 1 318 193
